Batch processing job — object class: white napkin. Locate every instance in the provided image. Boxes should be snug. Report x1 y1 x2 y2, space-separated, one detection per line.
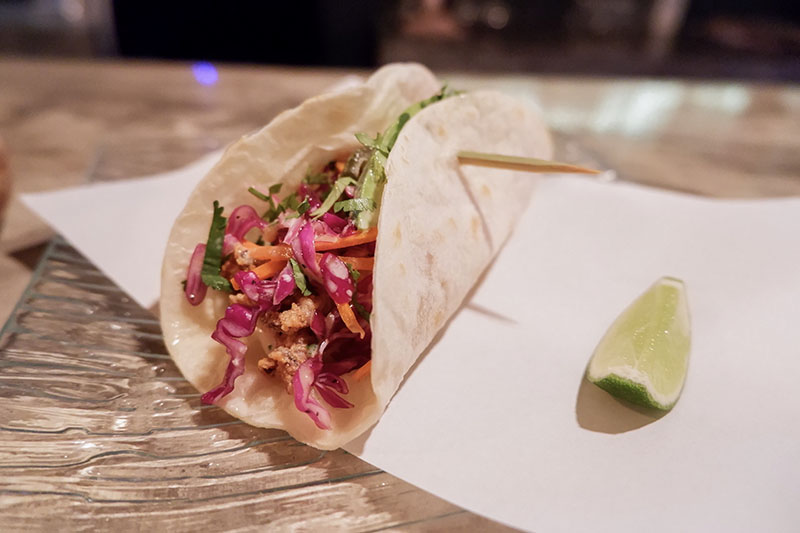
22 151 221 309
22 158 800 532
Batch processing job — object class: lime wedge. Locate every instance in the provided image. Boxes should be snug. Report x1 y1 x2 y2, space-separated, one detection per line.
586 276 691 410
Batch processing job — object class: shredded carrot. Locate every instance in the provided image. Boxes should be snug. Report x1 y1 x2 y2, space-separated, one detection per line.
252 260 287 280
335 161 345 172
244 242 293 261
352 360 371 381
230 276 240 291
337 301 365 339
316 254 374 271
315 227 378 251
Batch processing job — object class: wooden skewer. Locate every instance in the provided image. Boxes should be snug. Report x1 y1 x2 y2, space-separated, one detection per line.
457 151 602 175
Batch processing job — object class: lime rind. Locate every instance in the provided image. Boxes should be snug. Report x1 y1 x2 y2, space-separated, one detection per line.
586 276 691 411
589 372 677 411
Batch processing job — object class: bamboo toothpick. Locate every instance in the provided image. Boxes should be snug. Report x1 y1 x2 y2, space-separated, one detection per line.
457 151 602 175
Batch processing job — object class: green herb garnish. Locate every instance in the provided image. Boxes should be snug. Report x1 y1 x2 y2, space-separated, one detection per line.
289 258 311 296
250 185 286 222
296 198 310 215
264 192 303 221
354 302 371 321
309 177 356 218
334 198 375 214
200 201 233 292
345 262 361 283
351 152 387 228
352 85 459 230
281 193 301 212
248 187 271 202
355 132 382 151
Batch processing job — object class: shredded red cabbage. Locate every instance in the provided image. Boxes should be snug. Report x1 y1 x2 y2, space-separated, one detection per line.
321 212 347 233
235 270 277 305
314 373 353 408
282 216 303 244
185 243 208 305
201 271 277 405
201 303 263 404
321 349 369 376
311 219 338 240
293 356 332 430
292 355 356 429
272 262 296 305
340 222 357 237
290 221 321 279
299 185 322 210
320 253 355 305
310 311 325 339
324 310 338 335
193 162 378 426
223 205 267 254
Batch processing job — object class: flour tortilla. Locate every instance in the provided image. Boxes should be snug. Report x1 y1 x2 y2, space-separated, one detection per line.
161 63 552 449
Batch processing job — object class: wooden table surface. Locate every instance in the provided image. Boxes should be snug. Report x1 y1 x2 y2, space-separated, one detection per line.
0 58 798 529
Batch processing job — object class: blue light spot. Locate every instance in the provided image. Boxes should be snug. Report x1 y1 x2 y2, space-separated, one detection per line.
192 62 218 86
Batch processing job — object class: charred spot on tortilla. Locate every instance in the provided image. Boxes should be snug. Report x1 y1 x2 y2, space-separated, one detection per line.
393 224 402 246
433 310 445 328
471 216 481 239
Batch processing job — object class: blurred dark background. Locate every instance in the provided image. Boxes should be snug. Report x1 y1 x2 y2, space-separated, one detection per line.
0 0 798 80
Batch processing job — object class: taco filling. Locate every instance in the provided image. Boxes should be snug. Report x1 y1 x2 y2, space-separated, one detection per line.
182 86 456 429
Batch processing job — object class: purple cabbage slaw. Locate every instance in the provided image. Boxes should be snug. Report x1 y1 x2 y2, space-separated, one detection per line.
186 186 373 428
184 243 207 306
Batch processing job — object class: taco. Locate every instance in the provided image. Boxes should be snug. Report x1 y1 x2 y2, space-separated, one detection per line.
160 63 552 449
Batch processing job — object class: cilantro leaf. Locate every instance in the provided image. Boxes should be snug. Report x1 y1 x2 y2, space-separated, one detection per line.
352 85 459 230
351 149 386 230
355 132 382 151
248 187 271 202
309 177 357 218
263 206 281 222
354 302 371 321
266 193 305 221
281 193 300 212
296 198 310 215
289 258 312 296
200 201 233 292
345 262 361 283
251 185 287 222
334 198 375 214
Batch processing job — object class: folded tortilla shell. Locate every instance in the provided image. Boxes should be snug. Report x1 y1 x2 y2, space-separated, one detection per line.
161 64 552 449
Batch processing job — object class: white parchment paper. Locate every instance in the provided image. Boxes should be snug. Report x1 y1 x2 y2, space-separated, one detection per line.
22 160 800 532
